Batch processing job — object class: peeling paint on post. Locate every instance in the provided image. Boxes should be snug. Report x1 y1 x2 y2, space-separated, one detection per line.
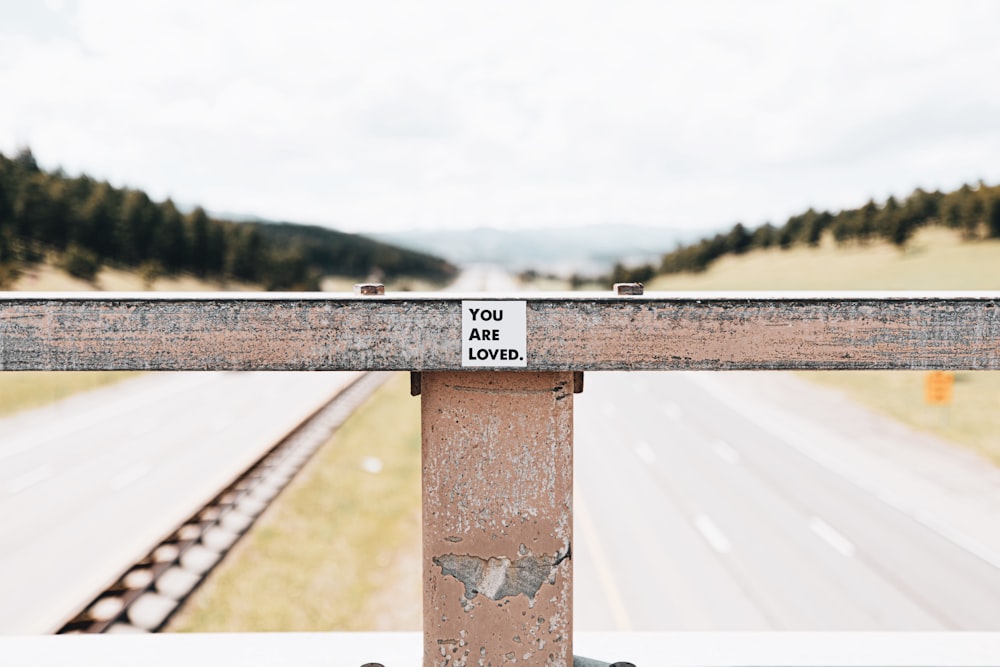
421 371 574 667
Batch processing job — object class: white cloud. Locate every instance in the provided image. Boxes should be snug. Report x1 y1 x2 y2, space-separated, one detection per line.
2 0 1000 232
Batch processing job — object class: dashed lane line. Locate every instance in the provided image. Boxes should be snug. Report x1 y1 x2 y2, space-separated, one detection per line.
712 439 741 465
633 440 657 465
694 513 732 555
808 516 857 558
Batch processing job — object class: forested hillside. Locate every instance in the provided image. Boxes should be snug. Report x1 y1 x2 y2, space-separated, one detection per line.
646 181 1000 280
0 148 457 290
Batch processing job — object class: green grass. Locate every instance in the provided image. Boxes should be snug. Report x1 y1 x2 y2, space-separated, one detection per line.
645 226 1000 466
168 372 422 632
0 372 138 417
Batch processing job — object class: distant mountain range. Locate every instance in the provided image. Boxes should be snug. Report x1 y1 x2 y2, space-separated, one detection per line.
372 224 700 276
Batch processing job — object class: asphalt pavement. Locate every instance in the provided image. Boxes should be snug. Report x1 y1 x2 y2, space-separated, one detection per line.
421 265 1000 631
573 370 1000 630
6 269 1000 637
0 370 359 634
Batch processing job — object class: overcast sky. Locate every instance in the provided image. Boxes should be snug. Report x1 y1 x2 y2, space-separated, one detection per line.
2 0 999 234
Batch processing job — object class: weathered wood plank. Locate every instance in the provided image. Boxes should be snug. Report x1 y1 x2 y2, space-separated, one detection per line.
1 293 998 370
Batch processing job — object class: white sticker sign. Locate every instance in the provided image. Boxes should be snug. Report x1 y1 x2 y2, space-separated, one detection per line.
461 300 527 367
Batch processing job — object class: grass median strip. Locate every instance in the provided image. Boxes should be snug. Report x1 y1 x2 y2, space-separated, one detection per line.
168 371 422 632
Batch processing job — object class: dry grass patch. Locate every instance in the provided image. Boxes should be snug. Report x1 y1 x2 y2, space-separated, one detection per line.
11 261 261 292
647 227 1000 291
168 372 422 632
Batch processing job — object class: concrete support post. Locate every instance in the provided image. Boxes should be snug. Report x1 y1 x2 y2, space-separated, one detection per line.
421 371 575 667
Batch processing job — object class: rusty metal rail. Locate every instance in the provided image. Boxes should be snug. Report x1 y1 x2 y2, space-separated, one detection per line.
6 289 1000 666
2 291 1000 371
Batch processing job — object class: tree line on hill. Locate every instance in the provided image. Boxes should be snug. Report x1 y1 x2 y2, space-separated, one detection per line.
606 181 1000 284
0 148 457 289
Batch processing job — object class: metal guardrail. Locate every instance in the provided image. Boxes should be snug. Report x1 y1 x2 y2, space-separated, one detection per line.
2 290 1000 371
4 287 999 666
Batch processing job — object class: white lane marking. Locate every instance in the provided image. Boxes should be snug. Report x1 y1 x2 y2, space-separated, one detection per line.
808 516 856 557
663 401 682 420
576 489 634 631
633 440 657 464
694 513 732 554
7 465 54 495
712 439 741 465
110 462 151 491
687 373 1000 572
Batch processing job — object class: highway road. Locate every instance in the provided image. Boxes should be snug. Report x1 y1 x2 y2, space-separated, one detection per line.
0 370 360 634
6 267 1000 637
415 263 1000 631
573 370 1000 630
445 263 523 292
0 268 507 636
